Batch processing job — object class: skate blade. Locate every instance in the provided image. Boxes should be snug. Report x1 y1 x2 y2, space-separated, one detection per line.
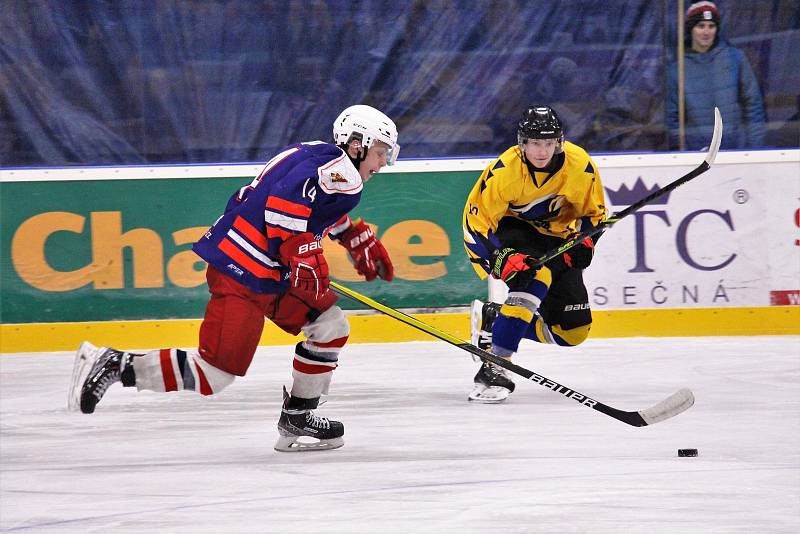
67 341 100 412
274 433 344 452
468 384 510 404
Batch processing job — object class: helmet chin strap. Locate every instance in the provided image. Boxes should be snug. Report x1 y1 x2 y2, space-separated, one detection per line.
340 142 369 170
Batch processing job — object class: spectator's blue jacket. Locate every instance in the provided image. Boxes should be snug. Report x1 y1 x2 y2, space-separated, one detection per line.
667 40 766 150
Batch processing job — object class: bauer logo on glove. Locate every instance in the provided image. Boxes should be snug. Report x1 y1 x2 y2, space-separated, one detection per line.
297 241 323 255
279 233 331 302
339 219 394 282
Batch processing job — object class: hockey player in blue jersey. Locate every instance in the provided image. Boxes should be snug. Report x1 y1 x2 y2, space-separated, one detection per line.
69 105 399 451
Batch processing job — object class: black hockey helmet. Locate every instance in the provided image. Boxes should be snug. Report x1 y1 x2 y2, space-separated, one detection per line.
517 105 565 154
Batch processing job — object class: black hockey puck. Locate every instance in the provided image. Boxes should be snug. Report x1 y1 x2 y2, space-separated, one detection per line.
678 448 698 457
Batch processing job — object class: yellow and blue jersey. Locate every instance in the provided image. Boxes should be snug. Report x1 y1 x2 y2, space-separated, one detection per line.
463 141 607 278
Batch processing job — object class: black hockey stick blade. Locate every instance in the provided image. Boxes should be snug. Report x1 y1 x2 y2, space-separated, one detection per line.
330 281 695 427
529 107 723 268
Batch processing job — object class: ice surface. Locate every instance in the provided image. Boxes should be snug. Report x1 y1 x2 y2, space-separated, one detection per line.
2 336 799 533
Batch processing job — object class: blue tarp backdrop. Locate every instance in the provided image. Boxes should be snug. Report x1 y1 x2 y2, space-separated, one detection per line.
1 0 798 166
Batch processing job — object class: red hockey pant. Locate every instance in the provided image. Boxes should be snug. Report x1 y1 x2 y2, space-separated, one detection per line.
198 266 337 376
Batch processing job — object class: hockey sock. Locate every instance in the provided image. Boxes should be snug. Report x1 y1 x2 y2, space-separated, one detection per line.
491 309 531 355
290 340 340 398
131 349 234 395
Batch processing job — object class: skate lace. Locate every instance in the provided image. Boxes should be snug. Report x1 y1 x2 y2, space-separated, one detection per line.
485 363 508 379
91 368 121 400
305 411 331 430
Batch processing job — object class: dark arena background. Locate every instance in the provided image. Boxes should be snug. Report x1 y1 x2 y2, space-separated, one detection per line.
2 0 798 165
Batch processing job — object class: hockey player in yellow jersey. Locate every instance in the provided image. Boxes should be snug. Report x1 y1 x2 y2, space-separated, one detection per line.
463 105 607 402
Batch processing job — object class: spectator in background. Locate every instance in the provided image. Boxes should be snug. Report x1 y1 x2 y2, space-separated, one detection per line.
666 1 766 150
585 86 667 152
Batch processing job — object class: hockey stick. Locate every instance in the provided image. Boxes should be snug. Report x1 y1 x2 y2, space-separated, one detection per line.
529 107 723 267
331 280 694 427
328 111 719 425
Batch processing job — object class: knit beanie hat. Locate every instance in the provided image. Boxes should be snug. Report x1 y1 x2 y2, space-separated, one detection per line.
686 1 721 33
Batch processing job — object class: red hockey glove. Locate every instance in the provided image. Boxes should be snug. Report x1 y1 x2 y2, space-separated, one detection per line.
490 247 539 289
339 219 394 281
563 236 595 269
279 233 330 302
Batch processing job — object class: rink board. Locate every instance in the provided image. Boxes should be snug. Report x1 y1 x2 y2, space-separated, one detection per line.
2 150 799 324
2 150 798 352
2 306 798 353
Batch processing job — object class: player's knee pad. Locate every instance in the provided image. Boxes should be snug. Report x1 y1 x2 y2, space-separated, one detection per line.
524 316 591 347
551 323 592 347
302 305 350 346
500 300 536 323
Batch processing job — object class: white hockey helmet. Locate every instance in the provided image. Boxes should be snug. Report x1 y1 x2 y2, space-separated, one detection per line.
333 105 400 165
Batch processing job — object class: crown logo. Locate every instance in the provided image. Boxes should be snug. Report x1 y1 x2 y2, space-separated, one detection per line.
605 177 671 206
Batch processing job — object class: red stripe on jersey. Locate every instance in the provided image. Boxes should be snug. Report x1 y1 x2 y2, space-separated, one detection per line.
218 238 281 280
309 335 349 349
293 358 336 375
160 349 178 392
232 216 268 250
266 197 312 218
266 225 296 241
194 362 213 395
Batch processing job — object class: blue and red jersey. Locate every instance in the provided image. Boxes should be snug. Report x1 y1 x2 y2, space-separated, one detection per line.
193 141 362 294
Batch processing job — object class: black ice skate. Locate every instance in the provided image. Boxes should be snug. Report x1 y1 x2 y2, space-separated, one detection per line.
468 300 515 402
68 341 135 414
469 361 516 403
274 386 344 452
470 300 501 351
